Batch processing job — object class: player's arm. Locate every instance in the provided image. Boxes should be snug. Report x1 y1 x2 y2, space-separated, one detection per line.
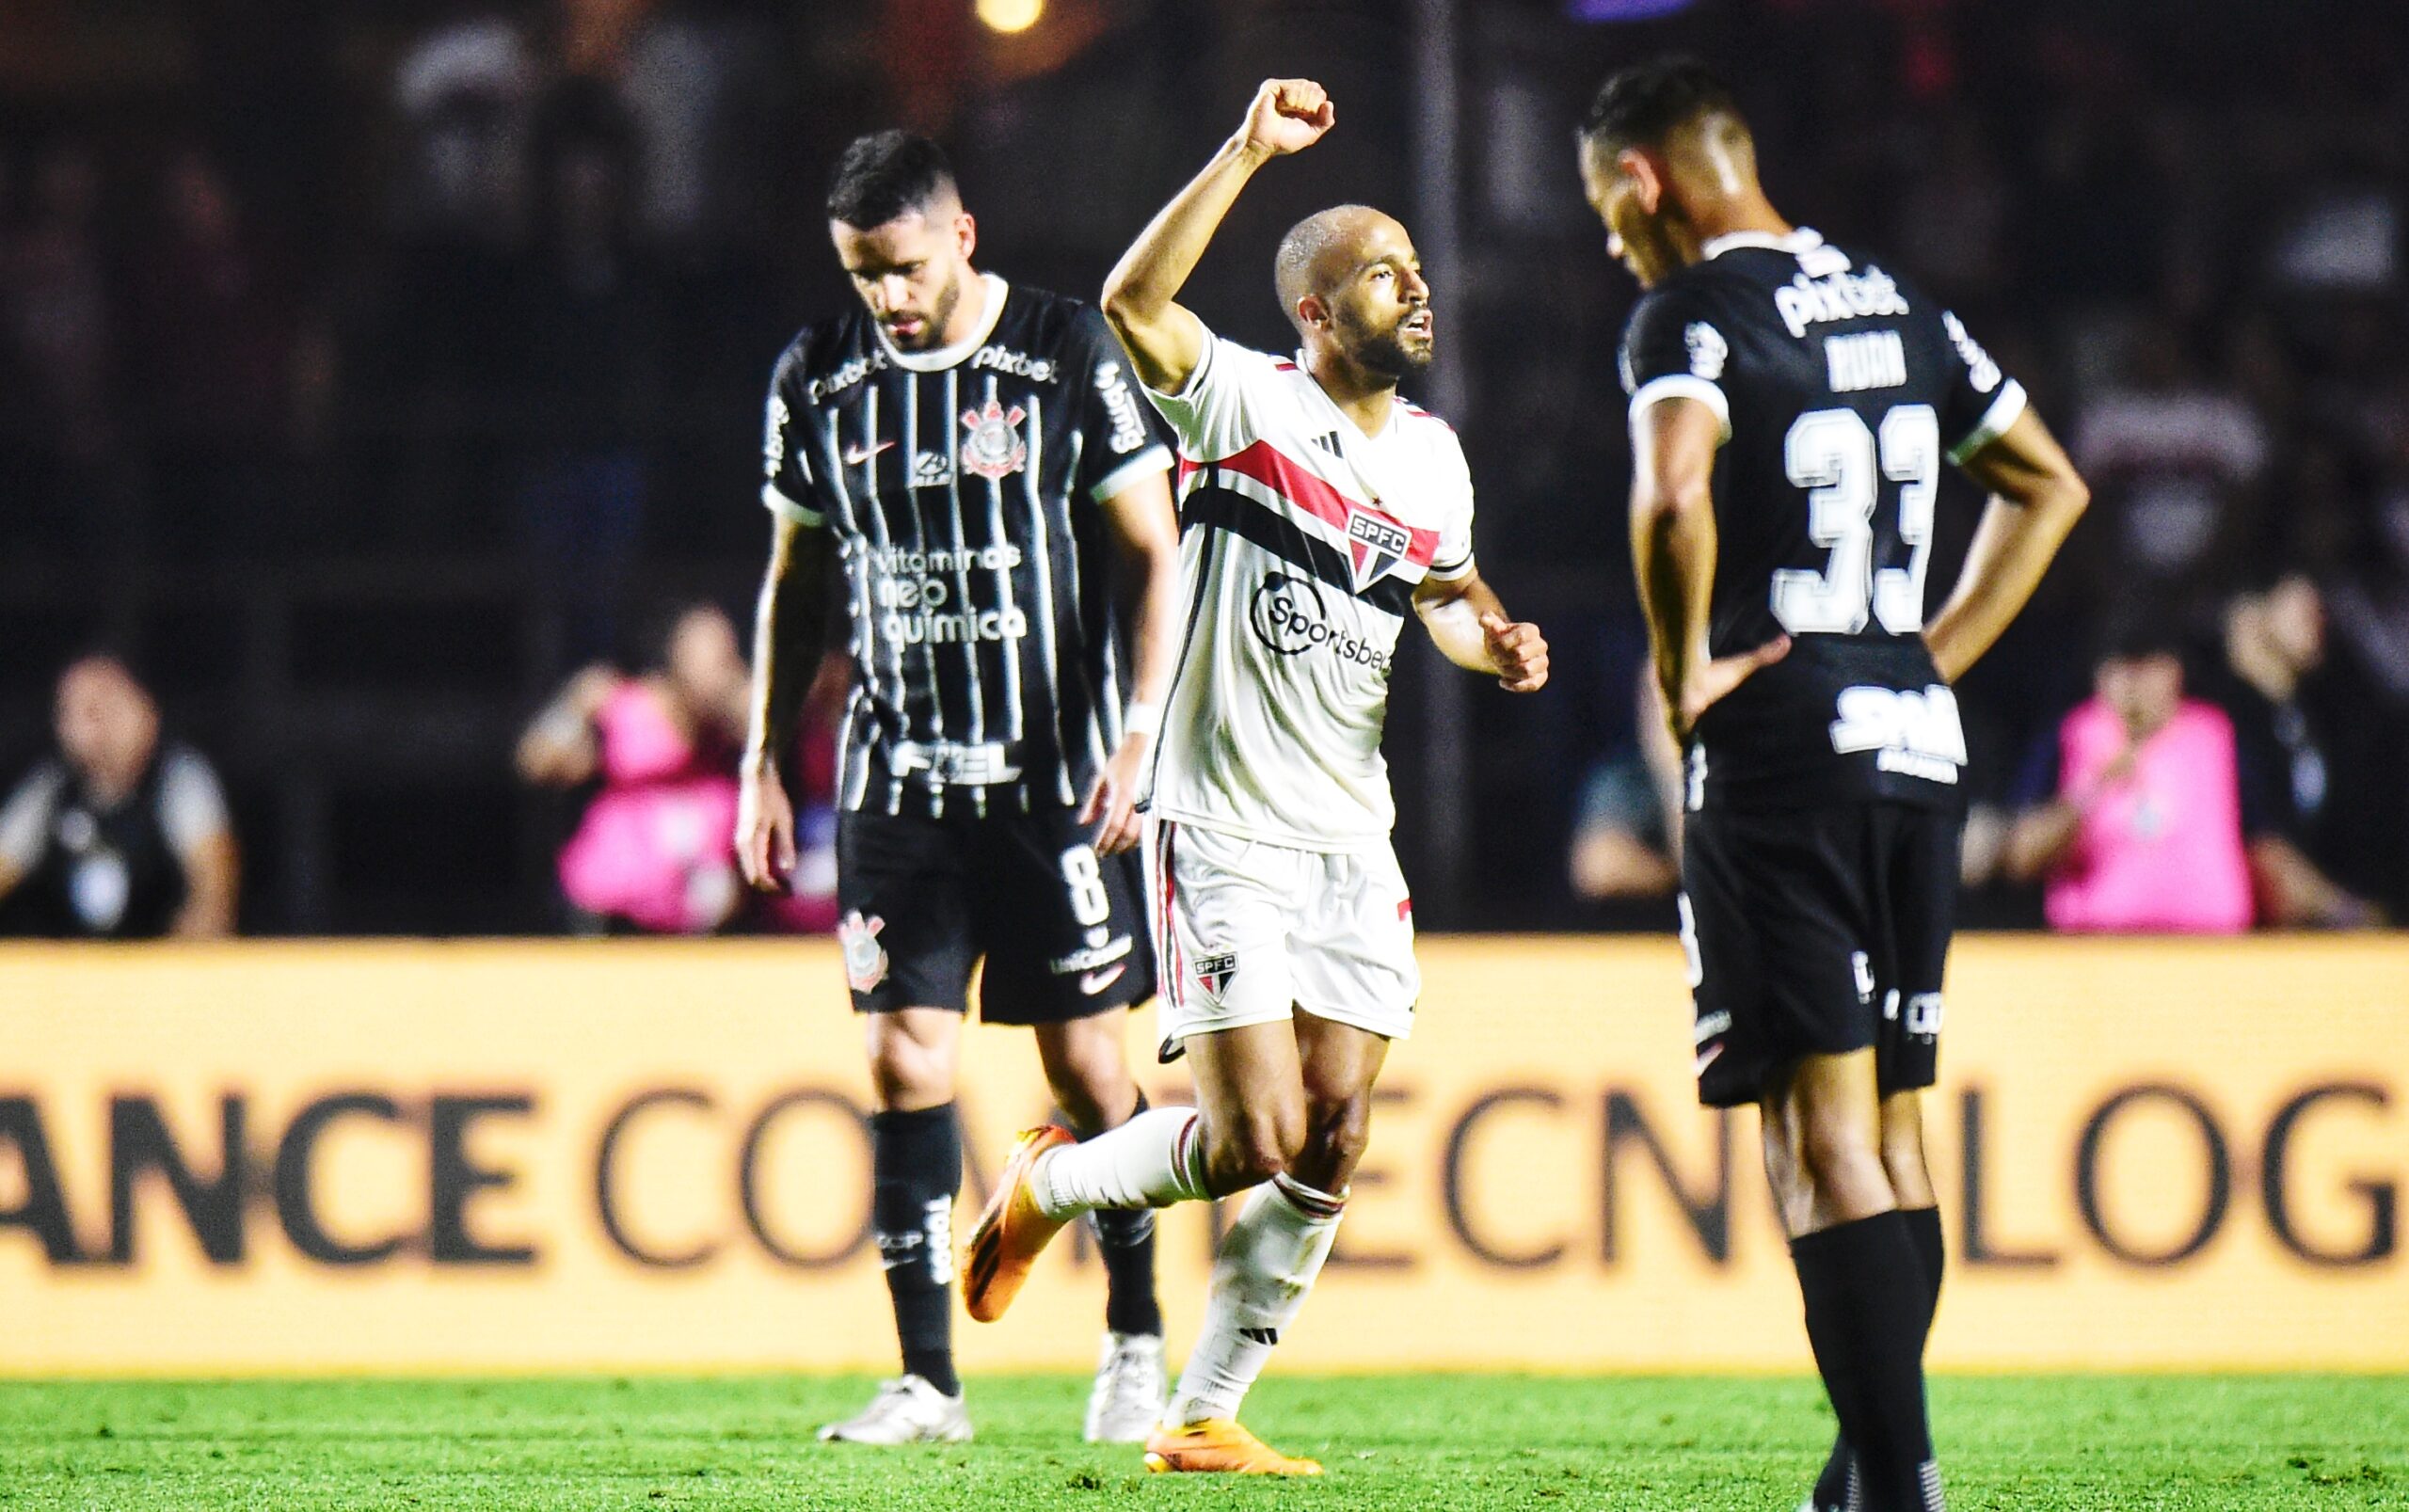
1080 469 1181 853
1923 407 2091 683
1412 570 1548 692
1099 78 1334 394
738 510 836 893
1630 396 1788 743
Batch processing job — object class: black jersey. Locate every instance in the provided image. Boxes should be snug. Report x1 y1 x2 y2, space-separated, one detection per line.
1619 228 2027 813
761 275 1173 818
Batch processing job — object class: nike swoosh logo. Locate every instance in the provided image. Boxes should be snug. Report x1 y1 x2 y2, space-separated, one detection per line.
1694 1043 1725 1075
1078 964 1127 995
842 439 897 465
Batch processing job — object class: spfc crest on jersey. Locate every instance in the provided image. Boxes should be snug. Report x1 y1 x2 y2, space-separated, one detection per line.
1192 951 1237 1001
959 399 1029 481
1345 510 1413 594
839 911 889 993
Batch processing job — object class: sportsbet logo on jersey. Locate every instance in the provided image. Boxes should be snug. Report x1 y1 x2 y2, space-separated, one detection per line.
1248 573 1394 670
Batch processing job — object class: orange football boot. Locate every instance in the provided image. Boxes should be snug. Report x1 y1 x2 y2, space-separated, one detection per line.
962 1123 1075 1322
1142 1419 1324 1476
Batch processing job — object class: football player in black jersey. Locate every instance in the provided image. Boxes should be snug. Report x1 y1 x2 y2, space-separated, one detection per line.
736 132 1184 1448
1579 60 2090 1512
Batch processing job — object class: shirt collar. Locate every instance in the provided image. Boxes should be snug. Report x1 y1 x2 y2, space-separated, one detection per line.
873 271 1010 372
1701 226 1824 262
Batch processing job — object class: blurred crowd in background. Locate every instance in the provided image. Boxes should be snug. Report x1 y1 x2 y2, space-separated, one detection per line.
2 0 2405 936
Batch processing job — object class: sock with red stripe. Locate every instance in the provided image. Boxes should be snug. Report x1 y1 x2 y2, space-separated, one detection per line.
1164 1172 1344 1427
1031 1106 1211 1218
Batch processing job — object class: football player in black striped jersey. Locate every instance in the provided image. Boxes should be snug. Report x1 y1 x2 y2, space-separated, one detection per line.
736 132 1183 1449
1580 58 2090 1512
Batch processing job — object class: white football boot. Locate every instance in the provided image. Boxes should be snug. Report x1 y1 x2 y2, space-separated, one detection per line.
816 1375 974 1445
1083 1331 1170 1443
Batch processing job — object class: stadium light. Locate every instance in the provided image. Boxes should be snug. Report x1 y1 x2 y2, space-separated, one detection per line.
977 0 1045 34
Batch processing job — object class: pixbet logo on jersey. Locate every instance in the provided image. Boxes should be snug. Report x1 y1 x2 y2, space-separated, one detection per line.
1344 511 1413 594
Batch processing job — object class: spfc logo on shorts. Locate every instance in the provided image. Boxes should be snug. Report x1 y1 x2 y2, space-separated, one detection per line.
1192 951 1238 1001
839 911 889 993
1345 511 1413 594
958 399 1029 481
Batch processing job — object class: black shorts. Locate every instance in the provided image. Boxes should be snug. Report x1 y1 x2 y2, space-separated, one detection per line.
835 805 1155 1024
1679 800 1960 1108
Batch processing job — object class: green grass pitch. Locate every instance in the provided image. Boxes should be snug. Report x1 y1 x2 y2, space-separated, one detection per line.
1 1375 2402 1509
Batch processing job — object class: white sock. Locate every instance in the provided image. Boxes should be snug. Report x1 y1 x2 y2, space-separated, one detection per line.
1031 1106 1210 1219
1164 1173 1344 1427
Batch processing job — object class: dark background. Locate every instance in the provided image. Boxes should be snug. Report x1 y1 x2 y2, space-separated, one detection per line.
4 0 2406 932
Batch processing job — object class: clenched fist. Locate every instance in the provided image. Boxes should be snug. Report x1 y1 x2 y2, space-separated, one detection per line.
1239 78 1336 158
1479 613 1550 693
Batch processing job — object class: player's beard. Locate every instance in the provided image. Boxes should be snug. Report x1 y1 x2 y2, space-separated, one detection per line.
885 267 963 352
1345 310 1434 383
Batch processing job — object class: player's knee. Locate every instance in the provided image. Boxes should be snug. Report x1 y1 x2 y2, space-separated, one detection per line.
1797 1111 1886 1197
1297 1092 1373 1185
1204 1113 1299 1192
867 1036 950 1111
1039 1048 1130 1135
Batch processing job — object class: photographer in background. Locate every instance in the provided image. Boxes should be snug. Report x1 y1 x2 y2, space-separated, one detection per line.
0 655 239 939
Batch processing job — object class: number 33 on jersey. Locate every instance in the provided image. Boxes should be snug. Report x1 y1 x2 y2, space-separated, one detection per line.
1619 227 2022 813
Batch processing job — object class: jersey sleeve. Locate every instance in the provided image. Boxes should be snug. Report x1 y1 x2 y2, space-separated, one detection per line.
759 348 825 528
1428 436 1476 581
1619 283 1732 442
1140 324 1284 462
1936 310 2028 466
1068 307 1174 504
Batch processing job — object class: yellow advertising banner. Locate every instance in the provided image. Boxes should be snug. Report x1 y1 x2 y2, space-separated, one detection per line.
1 936 2402 1375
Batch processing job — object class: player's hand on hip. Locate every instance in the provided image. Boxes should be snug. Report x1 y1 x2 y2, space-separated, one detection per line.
1079 737 1151 856
1240 79 1335 157
1479 613 1550 692
735 761 797 894
1672 636 1791 742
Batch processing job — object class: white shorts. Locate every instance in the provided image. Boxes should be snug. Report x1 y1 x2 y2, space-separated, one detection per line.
1143 817 1420 1056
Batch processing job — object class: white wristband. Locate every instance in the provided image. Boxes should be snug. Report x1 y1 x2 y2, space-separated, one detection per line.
1124 700 1164 740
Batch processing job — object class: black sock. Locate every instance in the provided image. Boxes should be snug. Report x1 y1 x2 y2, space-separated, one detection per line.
1814 1206 1946 1507
1791 1212 1942 1512
1065 1092 1164 1339
870 1103 962 1397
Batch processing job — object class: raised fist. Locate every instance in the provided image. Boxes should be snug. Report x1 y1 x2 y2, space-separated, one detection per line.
1240 78 1336 157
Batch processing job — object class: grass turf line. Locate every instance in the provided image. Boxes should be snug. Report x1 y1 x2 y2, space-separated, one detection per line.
0 1375 2402 1510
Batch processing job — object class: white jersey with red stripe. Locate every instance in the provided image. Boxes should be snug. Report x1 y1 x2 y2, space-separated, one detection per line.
1142 327 1476 851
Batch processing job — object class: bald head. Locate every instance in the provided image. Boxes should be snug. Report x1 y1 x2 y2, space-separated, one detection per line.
1275 204 1399 334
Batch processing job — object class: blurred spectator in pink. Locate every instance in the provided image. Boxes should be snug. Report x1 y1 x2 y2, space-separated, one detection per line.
2003 618 2369 932
0 656 240 939
517 599 835 933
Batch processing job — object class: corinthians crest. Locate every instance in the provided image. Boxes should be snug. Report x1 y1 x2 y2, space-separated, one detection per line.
958 399 1029 481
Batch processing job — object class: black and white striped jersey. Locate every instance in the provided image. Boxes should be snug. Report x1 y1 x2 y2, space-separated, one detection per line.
761 274 1173 817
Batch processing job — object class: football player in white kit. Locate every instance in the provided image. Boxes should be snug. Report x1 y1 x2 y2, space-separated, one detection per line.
963 78 1549 1474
